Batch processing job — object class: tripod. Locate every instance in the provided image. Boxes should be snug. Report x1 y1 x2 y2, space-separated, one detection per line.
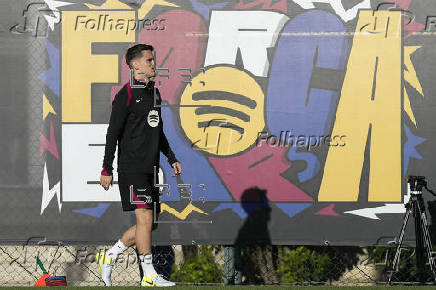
386 176 436 285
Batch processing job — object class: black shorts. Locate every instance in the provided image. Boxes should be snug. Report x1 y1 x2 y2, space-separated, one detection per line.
118 171 161 213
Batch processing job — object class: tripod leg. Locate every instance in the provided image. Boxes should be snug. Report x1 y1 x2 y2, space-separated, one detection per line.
414 199 426 283
387 203 413 285
417 200 436 283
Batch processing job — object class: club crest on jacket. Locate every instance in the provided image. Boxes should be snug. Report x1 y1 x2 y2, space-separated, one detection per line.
147 110 159 127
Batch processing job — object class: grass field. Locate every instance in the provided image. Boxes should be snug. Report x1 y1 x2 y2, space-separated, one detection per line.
2 286 436 289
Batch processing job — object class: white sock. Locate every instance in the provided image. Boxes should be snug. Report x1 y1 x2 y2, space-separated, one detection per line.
139 254 157 277
106 240 128 260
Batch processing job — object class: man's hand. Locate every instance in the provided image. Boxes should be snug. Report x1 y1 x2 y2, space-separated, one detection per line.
100 174 113 190
171 162 181 177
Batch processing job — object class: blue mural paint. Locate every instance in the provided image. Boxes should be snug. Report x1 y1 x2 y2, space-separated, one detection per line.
404 124 426 176
212 202 268 219
266 10 348 182
288 147 320 182
73 203 111 218
189 0 228 20
275 203 312 218
39 39 60 97
159 103 232 202
213 202 312 219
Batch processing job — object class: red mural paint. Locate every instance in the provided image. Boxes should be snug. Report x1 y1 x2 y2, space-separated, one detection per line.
111 9 207 105
234 0 288 13
209 145 313 202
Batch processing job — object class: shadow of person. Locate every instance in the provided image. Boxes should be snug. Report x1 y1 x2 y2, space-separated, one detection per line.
235 187 272 245
226 187 277 284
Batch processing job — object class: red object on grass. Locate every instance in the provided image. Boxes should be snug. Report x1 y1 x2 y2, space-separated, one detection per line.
34 274 50 286
45 276 67 286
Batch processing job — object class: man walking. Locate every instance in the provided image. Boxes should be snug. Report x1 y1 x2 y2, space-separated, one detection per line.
98 44 181 287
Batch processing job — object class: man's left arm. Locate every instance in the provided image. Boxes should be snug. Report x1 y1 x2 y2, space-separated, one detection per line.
159 121 178 166
159 119 181 177
156 88 180 175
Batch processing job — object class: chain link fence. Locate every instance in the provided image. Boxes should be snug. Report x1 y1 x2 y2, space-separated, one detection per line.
1 243 435 286
1 1 435 288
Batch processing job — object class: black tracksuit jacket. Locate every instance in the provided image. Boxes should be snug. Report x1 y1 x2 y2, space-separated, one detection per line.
101 78 178 176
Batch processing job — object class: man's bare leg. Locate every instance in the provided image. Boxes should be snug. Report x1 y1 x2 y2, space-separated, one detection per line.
134 208 157 278
134 208 153 254
120 225 136 247
97 223 131 286
120 209 159 247
103 207 153 264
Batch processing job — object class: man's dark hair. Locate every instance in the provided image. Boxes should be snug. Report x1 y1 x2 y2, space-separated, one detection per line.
125 44 154 69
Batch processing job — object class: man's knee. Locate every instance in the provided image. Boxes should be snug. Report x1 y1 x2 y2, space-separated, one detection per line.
135 208 153 226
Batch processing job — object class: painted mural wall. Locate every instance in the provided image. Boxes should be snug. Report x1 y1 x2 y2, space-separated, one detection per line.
1 0 435 245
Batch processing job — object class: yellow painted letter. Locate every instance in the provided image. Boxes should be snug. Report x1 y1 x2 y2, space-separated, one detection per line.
62 11 135 122
318 11 402 202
